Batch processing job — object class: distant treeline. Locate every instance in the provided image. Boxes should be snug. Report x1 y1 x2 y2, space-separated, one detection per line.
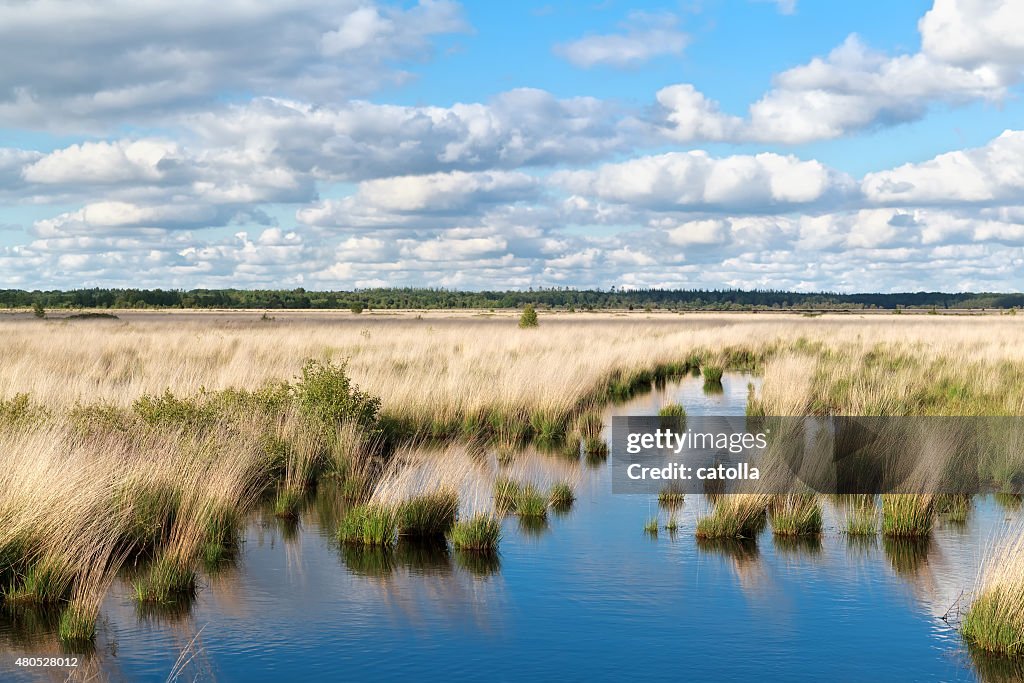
3 287 1024 311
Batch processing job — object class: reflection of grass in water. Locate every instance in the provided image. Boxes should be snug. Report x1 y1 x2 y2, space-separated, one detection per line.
1 603 62 647
274 516 301 544
658 486 685 510
773 534 822 556
342 540 453 578
135 596 195 624
341 544 394 578
702 381 724 396
518 515 550 538
846 533 878 558
882 536 932 575
455 550 501 578
584 446 608 468
967 643 1024 683
394 541 452 576
995 493 1023 512
695 537 760 564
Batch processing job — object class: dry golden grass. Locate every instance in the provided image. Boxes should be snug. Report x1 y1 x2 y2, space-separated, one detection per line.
3 311 1024 421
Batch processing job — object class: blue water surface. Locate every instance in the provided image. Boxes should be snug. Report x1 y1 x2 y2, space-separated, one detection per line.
2 373 1018 682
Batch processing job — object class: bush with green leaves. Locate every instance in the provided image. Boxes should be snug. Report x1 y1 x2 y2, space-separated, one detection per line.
293 359 380 431
518 304 539 328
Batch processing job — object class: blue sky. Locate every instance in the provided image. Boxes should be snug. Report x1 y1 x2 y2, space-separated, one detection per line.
1 0 1023 292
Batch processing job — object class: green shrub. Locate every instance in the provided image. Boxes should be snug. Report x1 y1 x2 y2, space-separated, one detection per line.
294 358 380 430
133 390 215 429
350 303 364 314
0 393 46 427
32 302 45 318
518 304 539 329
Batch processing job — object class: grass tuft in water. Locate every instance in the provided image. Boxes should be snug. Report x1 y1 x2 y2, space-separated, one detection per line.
936 493 971 523
58 603 96 644
4 562 70 606
493 477 522 514
702 366 724 384
514 485 548 519
449 514 501 552
644 517 659 535
769 494 823 536
962 588 1024 657
695 495 768 539
882 494 934 538
845 501 878 536
658 486 685 509
132 555 197 604
397 490 458 539
657 403 686 417
337 504 397 546
583 436 608 456
274 488 303 520
549 482 575 509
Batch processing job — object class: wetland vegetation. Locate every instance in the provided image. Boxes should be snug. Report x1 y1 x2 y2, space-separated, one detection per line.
2 310 1024 678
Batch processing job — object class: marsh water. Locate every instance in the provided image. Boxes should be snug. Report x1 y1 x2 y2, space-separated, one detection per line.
2 373 1022 682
